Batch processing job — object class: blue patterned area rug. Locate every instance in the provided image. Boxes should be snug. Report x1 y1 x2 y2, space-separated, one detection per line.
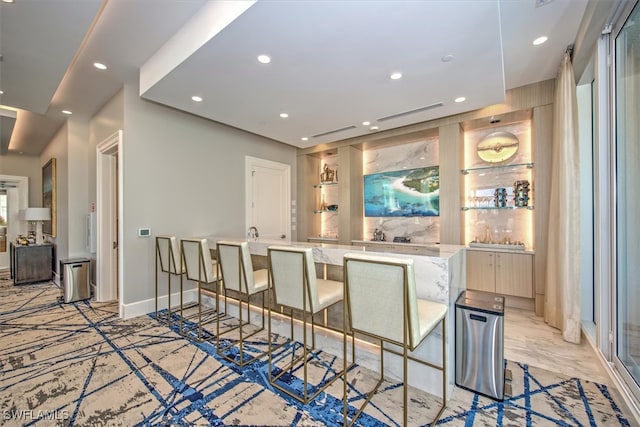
0 276 633 426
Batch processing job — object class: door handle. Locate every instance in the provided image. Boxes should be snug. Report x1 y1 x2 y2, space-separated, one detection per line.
113 241 118 249
281 234 286 239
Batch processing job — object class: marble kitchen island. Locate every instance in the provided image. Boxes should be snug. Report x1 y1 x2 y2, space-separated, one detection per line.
204 236 466 398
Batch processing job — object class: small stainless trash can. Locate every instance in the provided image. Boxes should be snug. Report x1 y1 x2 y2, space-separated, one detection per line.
455 290 505 400
60 258 90 303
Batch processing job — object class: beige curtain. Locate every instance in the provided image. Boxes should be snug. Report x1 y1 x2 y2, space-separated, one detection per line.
545 52 581 344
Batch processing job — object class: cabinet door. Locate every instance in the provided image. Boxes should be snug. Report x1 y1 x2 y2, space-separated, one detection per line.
495 252 533 298
466 250 495 292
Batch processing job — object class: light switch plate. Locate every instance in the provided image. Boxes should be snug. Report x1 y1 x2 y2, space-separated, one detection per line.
138 228 151 237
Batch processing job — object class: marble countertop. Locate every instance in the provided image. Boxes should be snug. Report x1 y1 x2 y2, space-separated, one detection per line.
205 236 465 261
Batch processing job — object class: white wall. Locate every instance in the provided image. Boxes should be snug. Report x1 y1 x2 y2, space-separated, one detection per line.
120 82 297 306
68 119 90 257
89 90 124 208
0 153 41 207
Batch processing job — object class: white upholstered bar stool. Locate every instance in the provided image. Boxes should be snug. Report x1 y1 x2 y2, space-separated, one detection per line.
180 238 220 341
155 236 184 325
342 253 447 427
216 240 269 367
267 246 346 404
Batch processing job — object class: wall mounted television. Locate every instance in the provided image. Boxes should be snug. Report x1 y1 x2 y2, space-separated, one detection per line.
363 166 439 217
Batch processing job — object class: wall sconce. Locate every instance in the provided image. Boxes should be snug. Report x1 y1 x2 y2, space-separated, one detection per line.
23 207 51 244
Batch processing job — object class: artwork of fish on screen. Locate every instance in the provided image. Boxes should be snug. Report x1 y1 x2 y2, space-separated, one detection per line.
363 166 439 217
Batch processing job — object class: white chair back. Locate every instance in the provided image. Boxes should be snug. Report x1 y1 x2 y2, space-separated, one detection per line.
181 238 216 283
344 253 420 348
217 241 256 293
156 235 184 274
268 246 319 312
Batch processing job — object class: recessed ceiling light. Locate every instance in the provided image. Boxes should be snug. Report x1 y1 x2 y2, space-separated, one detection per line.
191 96 203 102
533 36 548 46
455 97 466 103
93 62 107 70
362 121 370 126
370 126 379 131
390 72 403 80
0 90 3 95
280 113 289 118
62 110 72 115
1 0 15 4
257 54 271 64
301 137 309 141
441 54 455 62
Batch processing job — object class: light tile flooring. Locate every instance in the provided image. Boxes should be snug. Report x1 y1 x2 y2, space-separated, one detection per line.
503 307 611 385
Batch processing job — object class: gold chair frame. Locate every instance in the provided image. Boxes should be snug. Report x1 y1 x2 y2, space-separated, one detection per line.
267 246 348 405
155 236 182 326
342 255 447 427
179 238 224 342
215 241 268 367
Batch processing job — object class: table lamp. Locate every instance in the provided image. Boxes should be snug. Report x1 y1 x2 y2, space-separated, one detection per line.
23 207 51 243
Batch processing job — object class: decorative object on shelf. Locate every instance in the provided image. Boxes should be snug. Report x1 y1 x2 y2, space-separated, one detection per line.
469 241 526 251
476 131 519 164
494 187 508 208
42 158 57 237
514 180 530 207
392 236 411 243
319 194 327 211
482 226 493 244
320 163 337 183
372 228 385 241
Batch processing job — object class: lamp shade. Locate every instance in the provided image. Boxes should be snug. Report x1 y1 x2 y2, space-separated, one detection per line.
23 207 51 221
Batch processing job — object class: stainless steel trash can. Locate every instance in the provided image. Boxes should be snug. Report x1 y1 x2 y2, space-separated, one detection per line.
455 290 505 400
60 258 90 303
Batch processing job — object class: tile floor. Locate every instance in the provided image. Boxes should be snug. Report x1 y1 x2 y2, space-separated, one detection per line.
503 307 611 385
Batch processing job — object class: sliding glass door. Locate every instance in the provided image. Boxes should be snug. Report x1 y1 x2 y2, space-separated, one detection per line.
614 1 640 397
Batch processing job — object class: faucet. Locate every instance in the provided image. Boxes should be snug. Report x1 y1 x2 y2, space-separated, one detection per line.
247 226 259 241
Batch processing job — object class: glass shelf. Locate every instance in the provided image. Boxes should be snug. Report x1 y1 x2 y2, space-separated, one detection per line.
462 205 534 211
313 182 338 188
461 162 533 175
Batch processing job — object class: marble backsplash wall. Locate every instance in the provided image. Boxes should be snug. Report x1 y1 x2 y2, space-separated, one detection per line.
362 138 440 244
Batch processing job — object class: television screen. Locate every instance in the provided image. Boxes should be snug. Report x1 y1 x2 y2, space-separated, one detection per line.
364 166 439 217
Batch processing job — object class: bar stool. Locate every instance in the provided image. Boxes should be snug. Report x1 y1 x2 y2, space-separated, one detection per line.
179 238 221 341
155 236 184 325
267 246 346 404
342 252 447 427
215 240 269 367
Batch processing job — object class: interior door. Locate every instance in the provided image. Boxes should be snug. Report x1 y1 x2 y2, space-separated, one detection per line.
246 156 291 242
0 177 28 270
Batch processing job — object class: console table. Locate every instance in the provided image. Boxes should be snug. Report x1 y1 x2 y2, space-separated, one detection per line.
9 242 55 285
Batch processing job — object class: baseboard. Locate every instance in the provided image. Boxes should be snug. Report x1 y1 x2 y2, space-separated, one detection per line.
582 325 640 426
120 289 198 320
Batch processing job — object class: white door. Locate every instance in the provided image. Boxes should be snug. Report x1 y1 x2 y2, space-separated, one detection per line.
245 157 291 242
96 131 122 306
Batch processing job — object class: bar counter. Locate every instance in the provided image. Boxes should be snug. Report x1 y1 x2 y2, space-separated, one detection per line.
204 236 466 397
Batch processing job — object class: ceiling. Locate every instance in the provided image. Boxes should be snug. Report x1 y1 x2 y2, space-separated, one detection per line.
0 0 588 156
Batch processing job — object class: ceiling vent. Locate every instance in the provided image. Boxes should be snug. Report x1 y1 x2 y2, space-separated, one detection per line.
312 125 357 138
377 102 444 122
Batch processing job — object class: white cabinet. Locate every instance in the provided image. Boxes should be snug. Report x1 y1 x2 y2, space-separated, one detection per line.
467 250 533 298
